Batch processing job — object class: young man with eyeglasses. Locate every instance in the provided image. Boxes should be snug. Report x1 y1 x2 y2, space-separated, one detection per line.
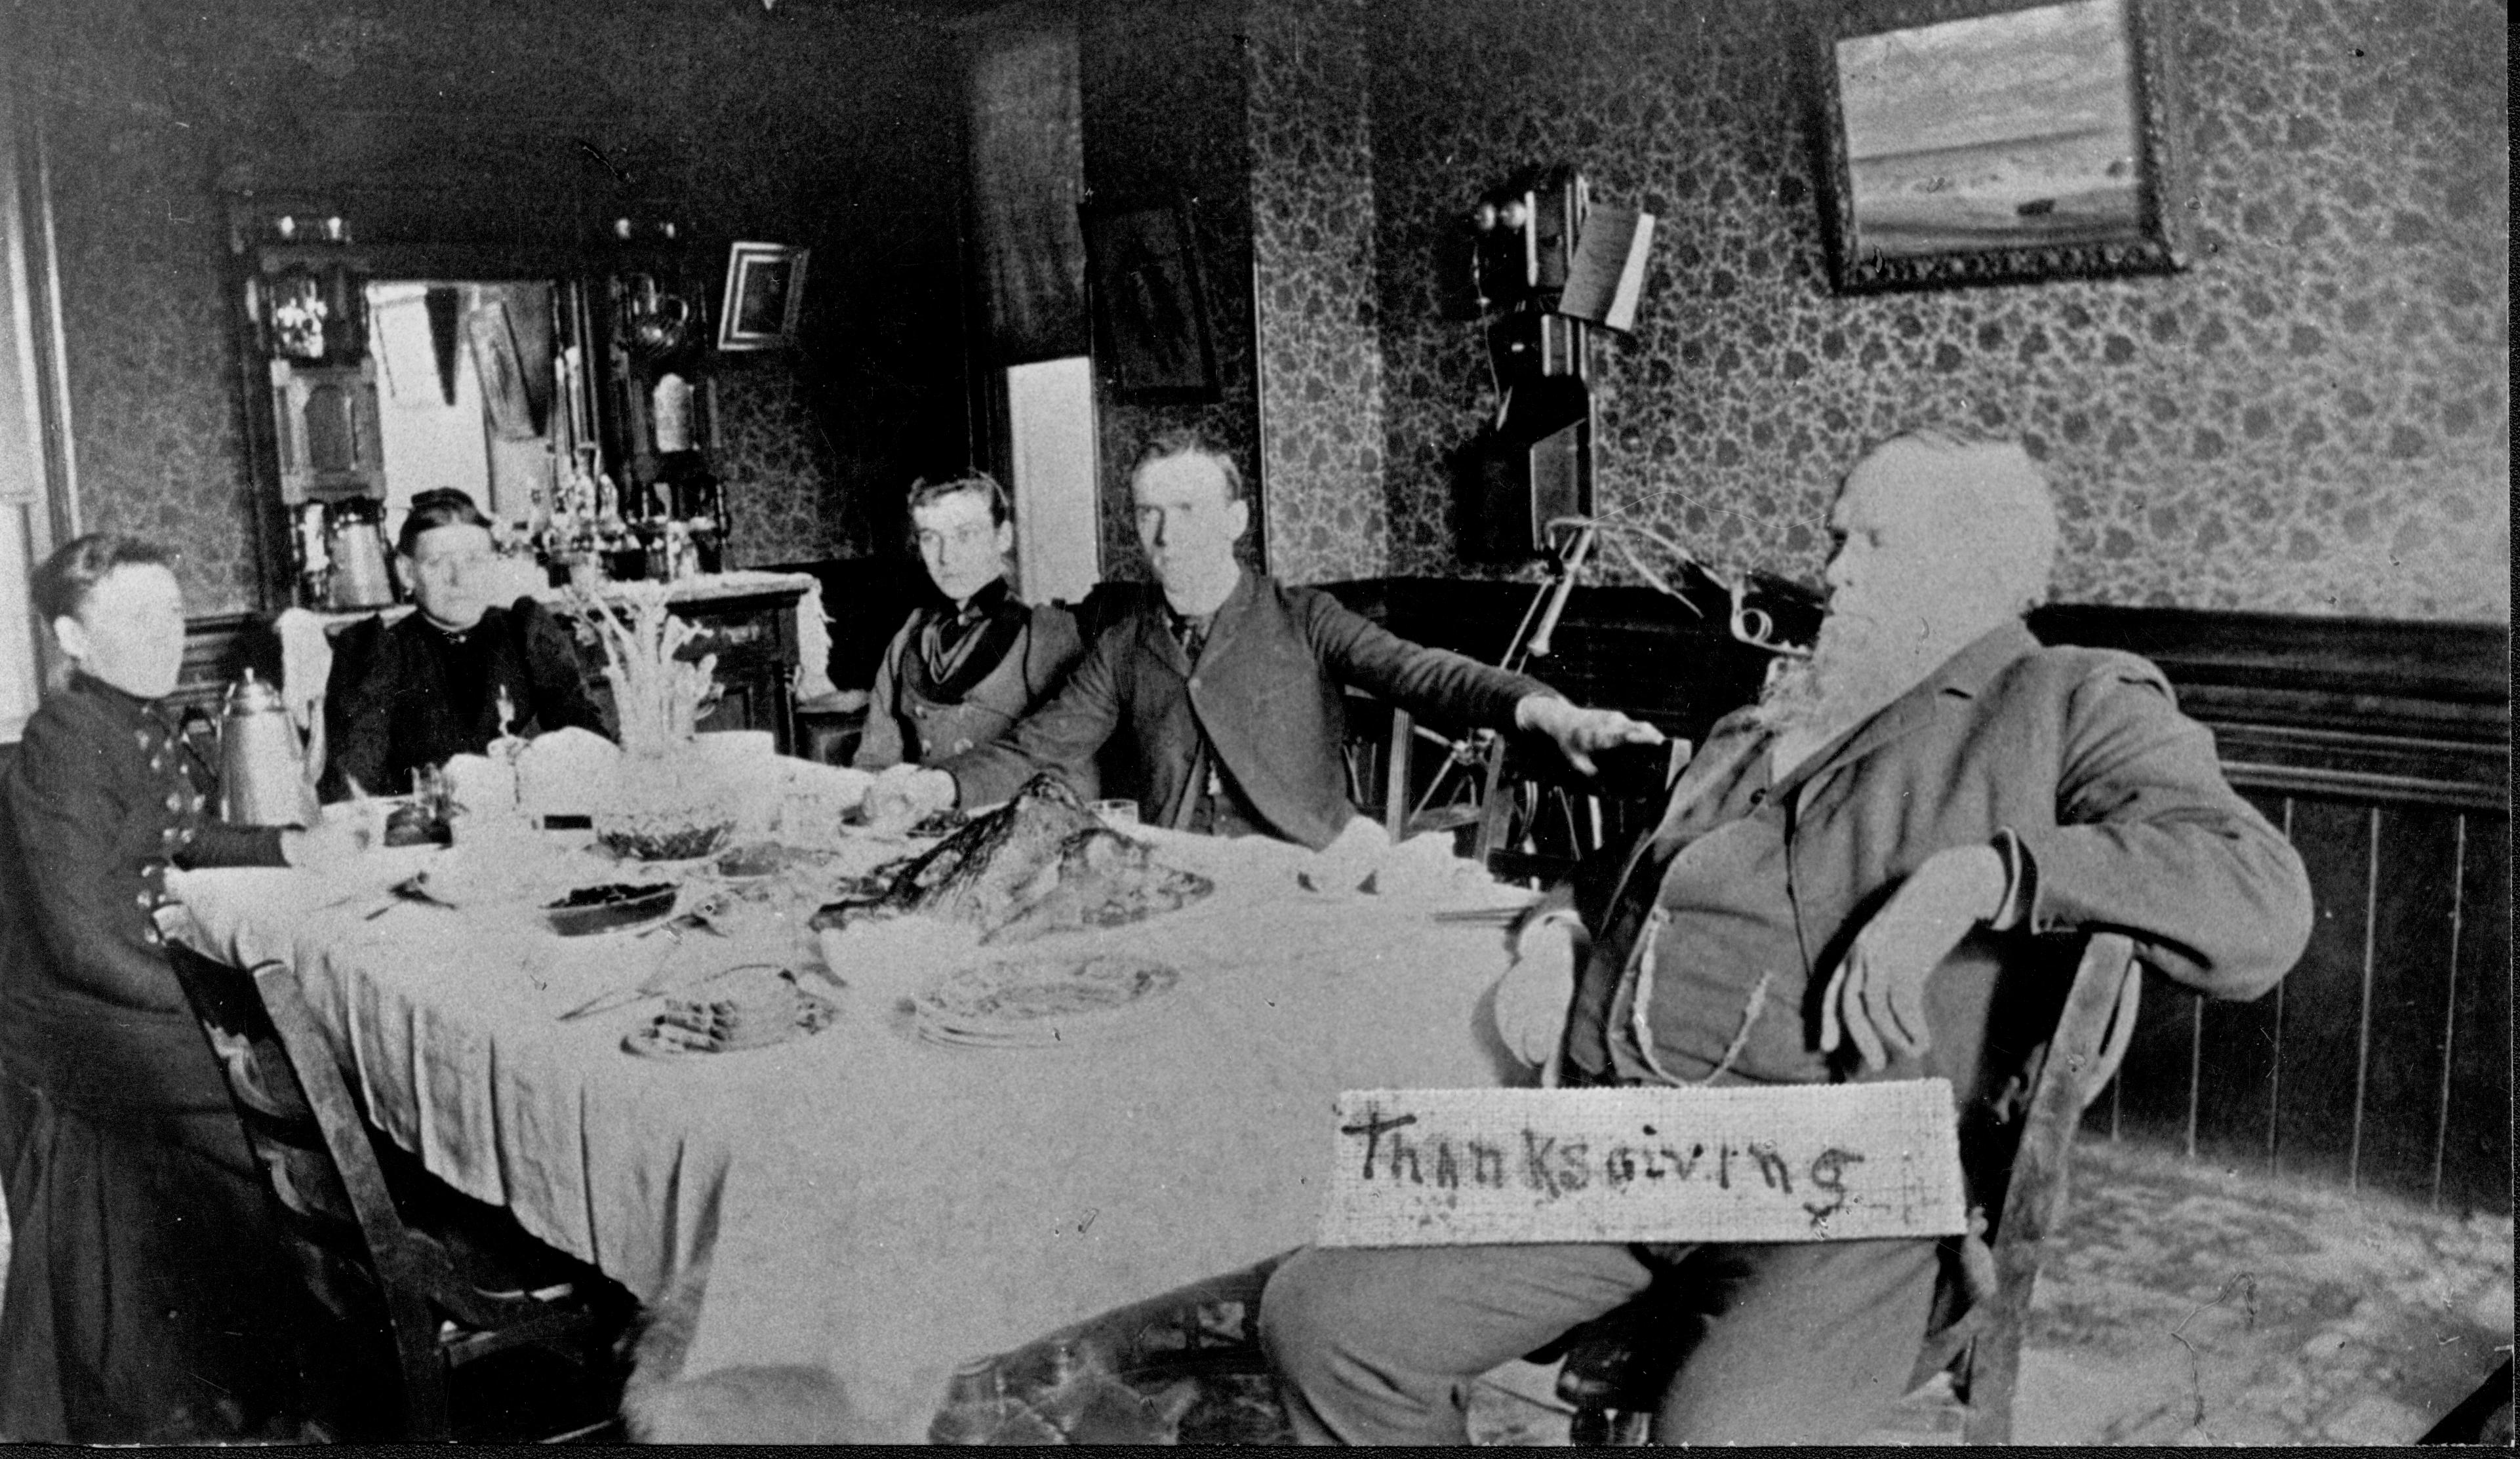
851 473 1090 791
866 431 1658 845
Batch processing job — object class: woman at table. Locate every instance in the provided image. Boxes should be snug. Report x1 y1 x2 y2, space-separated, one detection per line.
0 534 376 1441
852 472 1091 792
321 487 608 801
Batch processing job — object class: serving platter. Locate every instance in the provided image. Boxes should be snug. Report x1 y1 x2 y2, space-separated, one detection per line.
544 883 679 936
622 986 840 1059
910 952 1182 1049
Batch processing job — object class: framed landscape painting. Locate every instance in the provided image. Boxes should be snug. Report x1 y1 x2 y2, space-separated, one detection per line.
1814 0 2186 292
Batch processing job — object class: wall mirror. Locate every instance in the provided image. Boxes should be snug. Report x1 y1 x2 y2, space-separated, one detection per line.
235 238 607 608
233 230 715 612
360 278 560 526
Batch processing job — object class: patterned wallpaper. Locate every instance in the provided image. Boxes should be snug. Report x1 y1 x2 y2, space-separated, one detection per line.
1248 0 2508 621
712 367 852 570
1081 0 1265 582
33 0 2508 624
1247 0 1389 586
22 0 963 614
37 54 271 612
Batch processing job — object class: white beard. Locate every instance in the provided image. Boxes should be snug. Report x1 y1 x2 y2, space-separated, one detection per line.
1753 606 1968 741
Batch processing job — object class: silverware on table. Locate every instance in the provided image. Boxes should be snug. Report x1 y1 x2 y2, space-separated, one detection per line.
635 894 734 942
363 877 450 921
559 963 710 1023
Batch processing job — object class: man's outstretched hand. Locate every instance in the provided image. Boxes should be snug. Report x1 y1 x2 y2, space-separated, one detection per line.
1818 844 2010 1072
1514 694 1665 776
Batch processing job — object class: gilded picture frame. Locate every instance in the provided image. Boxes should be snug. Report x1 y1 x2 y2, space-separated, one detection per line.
1812 0 2187 293
716 241 810 351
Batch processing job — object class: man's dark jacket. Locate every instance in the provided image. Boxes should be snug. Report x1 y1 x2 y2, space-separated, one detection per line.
938 571 1551 849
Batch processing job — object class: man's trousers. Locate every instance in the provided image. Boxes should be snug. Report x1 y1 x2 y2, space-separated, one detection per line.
1260 1234 1941 1445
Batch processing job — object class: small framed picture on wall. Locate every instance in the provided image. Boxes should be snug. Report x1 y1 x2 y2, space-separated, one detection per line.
1081 197 1220 402
717 241 810 351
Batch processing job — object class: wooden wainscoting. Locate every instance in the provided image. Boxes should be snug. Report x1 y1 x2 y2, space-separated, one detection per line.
173 611 284 721
1325 579 2511 1214
2039 606 2511 1214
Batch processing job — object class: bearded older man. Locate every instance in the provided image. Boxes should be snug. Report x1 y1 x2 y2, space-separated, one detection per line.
1256 429 2315 1445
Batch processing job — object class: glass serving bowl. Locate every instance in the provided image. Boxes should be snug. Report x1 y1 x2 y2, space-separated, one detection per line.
594 818 735 863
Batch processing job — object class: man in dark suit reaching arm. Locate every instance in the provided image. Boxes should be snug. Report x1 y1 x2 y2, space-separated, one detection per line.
866 431 1658 849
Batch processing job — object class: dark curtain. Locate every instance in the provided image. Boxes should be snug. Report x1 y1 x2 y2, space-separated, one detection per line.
965 9 1089 366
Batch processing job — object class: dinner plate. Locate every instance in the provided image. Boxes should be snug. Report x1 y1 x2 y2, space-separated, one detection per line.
910 953 1182 1049
622 987 841 1060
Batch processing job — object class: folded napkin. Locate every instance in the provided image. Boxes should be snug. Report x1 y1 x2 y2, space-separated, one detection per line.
1302 816 1391 894
515 725 624 818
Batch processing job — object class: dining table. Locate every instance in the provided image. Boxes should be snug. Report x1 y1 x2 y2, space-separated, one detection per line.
166 782 1533 1441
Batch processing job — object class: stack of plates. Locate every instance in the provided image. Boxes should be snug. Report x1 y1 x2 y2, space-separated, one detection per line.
910 953 1182 1049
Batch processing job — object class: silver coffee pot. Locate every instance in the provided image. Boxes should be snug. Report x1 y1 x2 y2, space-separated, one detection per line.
218 669 319 826
326 510 396 610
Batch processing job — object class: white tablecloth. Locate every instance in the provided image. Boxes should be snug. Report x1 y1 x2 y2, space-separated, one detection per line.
170 827 1525 1440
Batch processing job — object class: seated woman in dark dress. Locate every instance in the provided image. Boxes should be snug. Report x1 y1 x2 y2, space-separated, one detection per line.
0 534 374 1442
852 473 1090 791
320 489 608 801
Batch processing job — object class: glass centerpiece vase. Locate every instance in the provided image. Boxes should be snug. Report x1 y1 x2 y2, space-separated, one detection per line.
576 582 735 862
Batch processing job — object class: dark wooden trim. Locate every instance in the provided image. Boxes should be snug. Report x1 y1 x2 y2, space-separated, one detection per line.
1321 578 2511 811
2212 747 2506 812
176 611 281 719
2025 602 2509 809
2022 603 2507 714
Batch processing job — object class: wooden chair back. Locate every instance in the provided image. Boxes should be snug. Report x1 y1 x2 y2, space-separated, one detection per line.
165 944 454 1435
1346 694 1685 885
1941 930 2143 1443
1468 734 1689 887
1550 931 2144 1443
167 946 628 1440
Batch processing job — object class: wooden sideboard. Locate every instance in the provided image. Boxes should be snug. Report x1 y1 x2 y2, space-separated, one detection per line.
554 580 807 753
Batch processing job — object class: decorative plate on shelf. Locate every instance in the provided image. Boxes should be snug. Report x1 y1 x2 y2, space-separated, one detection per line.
910 952 1182 1049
